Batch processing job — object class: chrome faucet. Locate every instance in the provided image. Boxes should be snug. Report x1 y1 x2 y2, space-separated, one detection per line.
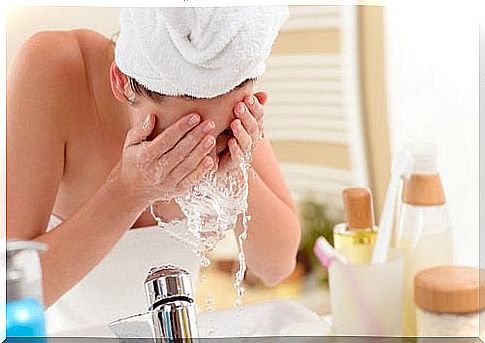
144 265 199 342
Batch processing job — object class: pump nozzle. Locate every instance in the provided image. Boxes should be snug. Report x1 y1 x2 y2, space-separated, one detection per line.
7 240 47 255
6 240 48 301
403 140 438 174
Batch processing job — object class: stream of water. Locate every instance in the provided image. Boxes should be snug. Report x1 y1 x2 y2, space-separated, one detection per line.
150 157 253 317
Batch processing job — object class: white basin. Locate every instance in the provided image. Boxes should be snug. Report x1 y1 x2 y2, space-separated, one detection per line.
108 299 331 338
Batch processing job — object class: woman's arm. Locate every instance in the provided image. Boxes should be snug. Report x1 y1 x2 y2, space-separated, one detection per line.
229 92 300 285
35 180 149 307
225 93 300 286
235 138 301 286
7 32 149 307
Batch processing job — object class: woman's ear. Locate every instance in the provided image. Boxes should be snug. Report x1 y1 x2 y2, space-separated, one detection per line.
110 62 135 104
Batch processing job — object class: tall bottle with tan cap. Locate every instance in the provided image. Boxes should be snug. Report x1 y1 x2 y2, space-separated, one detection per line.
396 142 453 336
333 187 378 264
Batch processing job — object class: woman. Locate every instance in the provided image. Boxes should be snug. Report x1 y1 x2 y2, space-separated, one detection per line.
7 6 300 334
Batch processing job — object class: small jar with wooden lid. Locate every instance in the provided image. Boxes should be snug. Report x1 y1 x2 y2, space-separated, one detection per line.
414 266 485 336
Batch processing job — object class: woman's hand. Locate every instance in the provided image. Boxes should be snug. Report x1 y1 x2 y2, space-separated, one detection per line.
218 92 268 174
111 112 216 203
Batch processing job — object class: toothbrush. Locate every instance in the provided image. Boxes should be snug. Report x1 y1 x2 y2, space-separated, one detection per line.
313 236 349 268
371 148 413 264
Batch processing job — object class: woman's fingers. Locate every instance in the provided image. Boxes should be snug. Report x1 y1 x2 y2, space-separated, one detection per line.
235 101 261 138
124 113 156 147
166 132 215 182
254 91 268 106
231 119 252 152
228 137 245 161
145 112 201 158
220 93 267 174
235 99 262 145
243 94 264 121
176 156 214 190
163 119 215 172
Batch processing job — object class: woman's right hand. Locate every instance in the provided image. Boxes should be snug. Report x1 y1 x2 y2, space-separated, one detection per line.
111 112 216 204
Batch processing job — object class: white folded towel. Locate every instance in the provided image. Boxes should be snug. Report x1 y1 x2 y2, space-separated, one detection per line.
115 6 289 99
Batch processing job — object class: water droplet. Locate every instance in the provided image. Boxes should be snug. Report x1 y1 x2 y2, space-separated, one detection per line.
233 298 242 308
200 257 211 268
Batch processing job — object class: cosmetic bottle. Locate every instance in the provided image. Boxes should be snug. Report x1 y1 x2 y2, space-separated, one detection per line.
6 240 48 338
396 143 453 336
333 187 378 264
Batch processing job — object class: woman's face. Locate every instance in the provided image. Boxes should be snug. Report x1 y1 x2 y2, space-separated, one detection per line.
129 83 254 169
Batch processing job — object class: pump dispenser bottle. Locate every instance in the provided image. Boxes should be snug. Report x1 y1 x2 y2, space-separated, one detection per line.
333 187 379 264
6 240 48 337
396 143 453 336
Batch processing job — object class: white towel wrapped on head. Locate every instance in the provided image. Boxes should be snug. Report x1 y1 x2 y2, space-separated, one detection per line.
115 6 289 99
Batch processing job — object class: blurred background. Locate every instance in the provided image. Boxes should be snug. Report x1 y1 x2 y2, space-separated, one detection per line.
6 4 479 315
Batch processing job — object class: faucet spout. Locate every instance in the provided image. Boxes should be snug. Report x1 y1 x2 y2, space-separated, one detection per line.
144 265 199 341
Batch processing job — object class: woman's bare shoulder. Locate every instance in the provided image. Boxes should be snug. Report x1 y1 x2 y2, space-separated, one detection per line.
9 29 112 87
10 30 83 80
7 30 110 127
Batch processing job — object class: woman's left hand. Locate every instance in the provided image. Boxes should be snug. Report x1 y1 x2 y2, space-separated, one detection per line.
218 92 268 174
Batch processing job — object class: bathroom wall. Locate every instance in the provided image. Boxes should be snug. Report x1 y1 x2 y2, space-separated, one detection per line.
261 6 372 214
6 7 121 66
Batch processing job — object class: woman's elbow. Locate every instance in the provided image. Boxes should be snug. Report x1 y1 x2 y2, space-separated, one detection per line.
259 220 301 287
259 257 297 287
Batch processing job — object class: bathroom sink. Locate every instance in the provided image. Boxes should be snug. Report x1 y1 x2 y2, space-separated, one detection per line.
198 300 330 337
108 299 331 338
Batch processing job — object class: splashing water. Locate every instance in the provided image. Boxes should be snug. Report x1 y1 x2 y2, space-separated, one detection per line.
233 213 250 308
150 157 252 308
177 163 250 250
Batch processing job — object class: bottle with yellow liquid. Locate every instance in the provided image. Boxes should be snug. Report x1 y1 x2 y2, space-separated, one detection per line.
396 143 453 336
333 188 378 264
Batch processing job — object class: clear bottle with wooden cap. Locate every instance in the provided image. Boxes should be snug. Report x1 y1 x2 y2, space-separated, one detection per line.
396 142 453 336
333 187 378 264
414 266 485 336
